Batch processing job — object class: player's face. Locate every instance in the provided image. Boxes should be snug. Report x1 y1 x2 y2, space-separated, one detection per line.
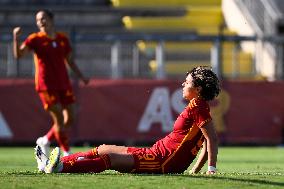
36 11 53 31
182 74 201 100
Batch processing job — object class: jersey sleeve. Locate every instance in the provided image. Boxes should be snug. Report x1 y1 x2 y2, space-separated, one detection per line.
194 106 212 128
23 33 37 50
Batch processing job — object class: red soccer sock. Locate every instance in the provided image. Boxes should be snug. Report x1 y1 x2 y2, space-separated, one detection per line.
54 130 70 152
61 154 111 173
46 127 55 141
60 148 98 162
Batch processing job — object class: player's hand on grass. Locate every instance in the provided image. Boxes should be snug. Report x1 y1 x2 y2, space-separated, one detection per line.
206 166 217 175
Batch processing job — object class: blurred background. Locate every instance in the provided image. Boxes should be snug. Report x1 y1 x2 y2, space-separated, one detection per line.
1 0 284 147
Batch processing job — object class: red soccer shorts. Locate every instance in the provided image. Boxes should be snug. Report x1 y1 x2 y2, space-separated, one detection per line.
127 147 163 174
127 146 197 174
38 89 75 110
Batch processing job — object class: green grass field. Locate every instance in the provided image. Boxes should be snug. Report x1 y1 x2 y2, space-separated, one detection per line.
0 146 283 189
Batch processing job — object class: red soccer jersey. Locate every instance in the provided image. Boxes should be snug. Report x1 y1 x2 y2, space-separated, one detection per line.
24 31 72 91
151 97 212 173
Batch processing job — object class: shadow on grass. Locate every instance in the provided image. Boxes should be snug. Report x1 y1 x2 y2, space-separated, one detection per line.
128 173 284 187
187 175 284 187
111 172 284 187
4 171 284 187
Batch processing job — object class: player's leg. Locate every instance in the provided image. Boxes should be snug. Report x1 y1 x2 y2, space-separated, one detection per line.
46 145 134 173
36 91 57 156
35 145 99 173
60 145 134 173
61 104 74 156
60 147 98 162
59 89 76 156
62 103 74 128
36 90 73 157
60 145 130 168
97 145 135 172
59 154 112 173
45 147 111 173
48 104 71 156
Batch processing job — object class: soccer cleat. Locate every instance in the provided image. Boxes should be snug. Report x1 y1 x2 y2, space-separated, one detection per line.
44 147 61 173
34 145 49 172
36 136 50 156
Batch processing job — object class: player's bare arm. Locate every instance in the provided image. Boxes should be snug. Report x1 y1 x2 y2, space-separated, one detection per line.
66 52 89 85
200 121 218 174
13 27 30 59
190 140 208 174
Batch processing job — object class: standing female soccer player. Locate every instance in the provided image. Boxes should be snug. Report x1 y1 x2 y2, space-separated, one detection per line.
13 10 89 158
38 66 220 174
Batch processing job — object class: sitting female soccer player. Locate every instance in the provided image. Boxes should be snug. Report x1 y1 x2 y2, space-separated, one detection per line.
36 66 221 174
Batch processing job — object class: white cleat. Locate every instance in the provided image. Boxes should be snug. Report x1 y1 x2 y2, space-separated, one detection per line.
34 145 49 172
44 147 61 173
36 136 50 156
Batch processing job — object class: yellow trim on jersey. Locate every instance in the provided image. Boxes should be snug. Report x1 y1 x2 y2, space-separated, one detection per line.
161 123 200 173
27 33 39 40
140 162 160 165
197 118 211 128
130 160 161 173
139 161 161 170
34 54 39 90
188 98 198 109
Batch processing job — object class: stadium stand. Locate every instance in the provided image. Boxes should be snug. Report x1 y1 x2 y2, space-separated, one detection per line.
139 41 253 77
111 0 222 7
111 0 255 79
0 0 259 79
121 3 226 34
0 0 126 78
223 0 284 80
0 0 192 78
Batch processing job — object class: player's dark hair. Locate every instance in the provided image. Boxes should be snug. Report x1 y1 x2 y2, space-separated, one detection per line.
187 66 221 101
37 9 54 21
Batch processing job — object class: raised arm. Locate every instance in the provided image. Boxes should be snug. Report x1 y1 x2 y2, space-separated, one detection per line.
13 27 30 59
66 52 89 85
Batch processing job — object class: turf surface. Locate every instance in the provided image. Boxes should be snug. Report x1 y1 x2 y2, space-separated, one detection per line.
0 146 283 189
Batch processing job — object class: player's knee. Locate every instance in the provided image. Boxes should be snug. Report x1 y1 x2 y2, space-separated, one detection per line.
97 145 117 155
98 144 109 154
63 107 74 127
64 116 74 127
48 104 64 125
